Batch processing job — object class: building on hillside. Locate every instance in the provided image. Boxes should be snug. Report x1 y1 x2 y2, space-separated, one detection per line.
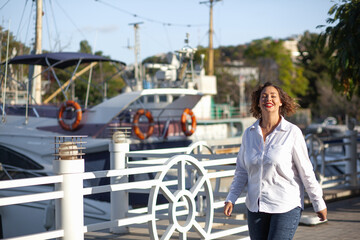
283 37 301 62
223 61 259 117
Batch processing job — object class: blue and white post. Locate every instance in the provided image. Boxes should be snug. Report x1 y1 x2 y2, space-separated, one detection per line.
54 140 84 240
110 131 129 234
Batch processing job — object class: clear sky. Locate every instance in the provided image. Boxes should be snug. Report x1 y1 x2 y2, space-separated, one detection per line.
1 0 335 64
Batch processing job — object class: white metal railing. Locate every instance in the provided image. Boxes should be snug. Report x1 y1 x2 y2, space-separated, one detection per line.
0 175 65 239
306 129 359 189
2 130 358 240
0 140 249 240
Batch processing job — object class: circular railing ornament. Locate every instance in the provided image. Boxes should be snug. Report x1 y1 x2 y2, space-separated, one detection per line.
148 155 214 240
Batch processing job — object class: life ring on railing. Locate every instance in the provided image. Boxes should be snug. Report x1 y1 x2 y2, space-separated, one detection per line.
181 108 196 136
132 109 154 140
58 100 82 131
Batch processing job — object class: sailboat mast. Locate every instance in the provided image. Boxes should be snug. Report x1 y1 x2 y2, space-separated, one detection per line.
33 0 43 104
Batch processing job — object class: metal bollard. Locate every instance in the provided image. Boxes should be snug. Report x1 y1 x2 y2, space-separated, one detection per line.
110 131 129 234
54 139 85 240
344 130 358 187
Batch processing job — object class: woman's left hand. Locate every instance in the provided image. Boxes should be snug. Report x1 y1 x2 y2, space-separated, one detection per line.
316 208 327 221
224 202 233 217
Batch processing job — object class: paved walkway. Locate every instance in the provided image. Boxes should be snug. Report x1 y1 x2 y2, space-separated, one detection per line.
85 194 360 240
294 195 360 240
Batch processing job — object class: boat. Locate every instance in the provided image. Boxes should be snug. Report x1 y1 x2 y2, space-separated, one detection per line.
0 41 255 237
1 42 254 148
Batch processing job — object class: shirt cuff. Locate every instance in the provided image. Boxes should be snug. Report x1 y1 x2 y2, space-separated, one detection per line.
312 198 327 212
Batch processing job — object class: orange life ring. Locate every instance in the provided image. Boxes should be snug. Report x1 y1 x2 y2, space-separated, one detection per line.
181 108 196 136
132 109 154 140
58 100 82 131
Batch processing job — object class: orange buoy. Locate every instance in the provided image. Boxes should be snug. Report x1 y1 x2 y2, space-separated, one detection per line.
132 109 154 140
58 100 82 131
180 108 196 136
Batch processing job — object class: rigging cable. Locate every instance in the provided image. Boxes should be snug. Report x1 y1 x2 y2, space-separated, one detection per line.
162 24 173 53
54 0 87 40
96 0 206 28
0 0 11 10
2 20 10 123
213 30 221 47
24 0 35 54
49 0 61 51
43 0 53 51
15 0 29 41
198 31 208 47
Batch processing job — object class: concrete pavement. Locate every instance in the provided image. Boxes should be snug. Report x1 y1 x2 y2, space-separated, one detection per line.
85 191 360 239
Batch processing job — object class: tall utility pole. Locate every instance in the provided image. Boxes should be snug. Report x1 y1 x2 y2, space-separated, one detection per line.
33 0 43 104
200 0 221 76
129 22 143 91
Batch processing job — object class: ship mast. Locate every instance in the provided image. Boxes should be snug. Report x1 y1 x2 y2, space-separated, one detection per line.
33 0 43 104
129 22 143 91
200 0 221 76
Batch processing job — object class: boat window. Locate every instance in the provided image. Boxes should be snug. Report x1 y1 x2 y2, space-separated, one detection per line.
159 95 167 102
0 145 43 170
147 95 155 103
172 95 180 102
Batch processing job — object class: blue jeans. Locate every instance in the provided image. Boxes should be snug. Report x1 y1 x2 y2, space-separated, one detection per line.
247 207 302 240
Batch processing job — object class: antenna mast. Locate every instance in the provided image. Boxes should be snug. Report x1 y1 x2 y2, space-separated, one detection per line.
200 0 221 76
129 22 143 91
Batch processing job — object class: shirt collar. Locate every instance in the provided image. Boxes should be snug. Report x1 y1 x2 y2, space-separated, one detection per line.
250 116 290 132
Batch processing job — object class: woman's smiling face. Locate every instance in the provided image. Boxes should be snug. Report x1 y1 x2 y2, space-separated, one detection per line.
259 86 282 115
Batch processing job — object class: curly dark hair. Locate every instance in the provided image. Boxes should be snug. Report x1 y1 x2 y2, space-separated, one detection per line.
250 82 299 119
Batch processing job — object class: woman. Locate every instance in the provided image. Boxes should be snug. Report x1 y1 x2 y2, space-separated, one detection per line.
224 82 327 240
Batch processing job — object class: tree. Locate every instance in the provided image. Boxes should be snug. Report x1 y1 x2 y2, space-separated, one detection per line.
43 41 125 105
1 26 31 98
244 38 308 99
298 31 360 121
0 26 31 61
214 68 239 106
316 79 360 123
319 0 360 99
79 40 92 54
297 31 331 109
75 42 125 105
196 46 241 106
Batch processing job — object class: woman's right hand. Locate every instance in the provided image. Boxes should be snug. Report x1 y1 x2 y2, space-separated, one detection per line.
316 208 327 221
224 202 233 217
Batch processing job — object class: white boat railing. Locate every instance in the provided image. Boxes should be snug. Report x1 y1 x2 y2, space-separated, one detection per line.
306 129 359 189
0 139 249 240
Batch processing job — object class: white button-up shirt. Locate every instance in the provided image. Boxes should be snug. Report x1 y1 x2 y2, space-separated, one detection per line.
226 117 326 213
